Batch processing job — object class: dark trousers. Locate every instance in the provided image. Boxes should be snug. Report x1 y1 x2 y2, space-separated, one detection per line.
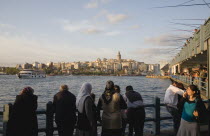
101 129 121 136
166 106 181 135
121 118 127 136
56 120 75 136
127 108 145 136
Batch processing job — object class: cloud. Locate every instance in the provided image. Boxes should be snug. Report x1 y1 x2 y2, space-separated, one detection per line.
85 0 98 8
83 28 103 34
60 19 104 34
130 47 178 63
0 35 117 65
130 25 140 29
144 34 190 46
0 23 15 29
106 14 129 24
105 31 121 36
85 0 113 9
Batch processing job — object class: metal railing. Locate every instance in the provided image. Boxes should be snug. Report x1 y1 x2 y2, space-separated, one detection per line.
171 75 208 92
0 97 209 136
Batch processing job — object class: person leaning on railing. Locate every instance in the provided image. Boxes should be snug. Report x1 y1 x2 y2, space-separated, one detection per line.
6 87 38 136
53 85 76 136
123 86 145 136
164 80 184 135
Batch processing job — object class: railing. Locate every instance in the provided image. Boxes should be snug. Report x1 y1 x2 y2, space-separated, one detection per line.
0 97 209 136
171 75 208 92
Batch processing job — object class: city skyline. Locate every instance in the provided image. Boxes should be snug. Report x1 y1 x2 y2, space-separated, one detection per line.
0 0 210 66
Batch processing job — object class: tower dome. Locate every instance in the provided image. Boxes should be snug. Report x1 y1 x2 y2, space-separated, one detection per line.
117 51 121 61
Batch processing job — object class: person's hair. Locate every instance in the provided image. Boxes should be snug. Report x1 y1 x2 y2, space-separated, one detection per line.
126 86 133 92
105 80 114 90
114 85 120 93
59 85 68 91
170 79 177 86
90 93 95 102
176 83 185 90
21 87 34 95
188 85 201 99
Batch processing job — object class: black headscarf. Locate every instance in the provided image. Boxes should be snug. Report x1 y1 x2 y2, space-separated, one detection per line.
102 80 115 104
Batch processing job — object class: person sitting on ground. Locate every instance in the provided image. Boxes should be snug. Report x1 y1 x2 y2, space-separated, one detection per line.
124 86 145 136
76 83 97 136
53 85 76 136
163 80 184 135
7 87 38 136
177 85 207 136
97 81 127 136
114 85 127 136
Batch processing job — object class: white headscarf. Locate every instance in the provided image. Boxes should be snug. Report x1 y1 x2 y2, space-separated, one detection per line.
76 82 92 113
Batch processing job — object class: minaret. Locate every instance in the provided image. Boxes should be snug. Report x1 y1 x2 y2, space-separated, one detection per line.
117 51 121 61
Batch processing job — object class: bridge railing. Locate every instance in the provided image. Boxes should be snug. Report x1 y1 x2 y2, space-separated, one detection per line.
171 75 208 93
0 97 209 136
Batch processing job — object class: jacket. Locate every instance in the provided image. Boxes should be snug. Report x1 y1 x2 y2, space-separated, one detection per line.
53 90 76 122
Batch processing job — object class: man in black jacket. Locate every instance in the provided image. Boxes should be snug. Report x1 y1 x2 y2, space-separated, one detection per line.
53 85 76 136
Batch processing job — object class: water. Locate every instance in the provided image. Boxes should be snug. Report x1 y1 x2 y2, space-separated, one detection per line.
0 75 173 134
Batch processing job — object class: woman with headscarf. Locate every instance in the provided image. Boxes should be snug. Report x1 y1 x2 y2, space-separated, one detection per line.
76 83 97 136
97 81 127 136
7 87 38 136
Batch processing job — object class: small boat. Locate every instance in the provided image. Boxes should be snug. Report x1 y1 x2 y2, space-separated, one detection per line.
0 72 7 75
17 69 46 78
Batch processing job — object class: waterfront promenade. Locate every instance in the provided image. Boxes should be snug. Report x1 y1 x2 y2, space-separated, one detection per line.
0 96 209 136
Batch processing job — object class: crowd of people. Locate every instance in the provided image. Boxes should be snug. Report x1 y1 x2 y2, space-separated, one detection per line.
6 81 145 136
5 79 209 136
164 80 209 136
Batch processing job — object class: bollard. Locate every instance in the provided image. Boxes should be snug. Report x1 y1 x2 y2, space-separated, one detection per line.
3 104 12 136
153 97 160 135
46 101 54 136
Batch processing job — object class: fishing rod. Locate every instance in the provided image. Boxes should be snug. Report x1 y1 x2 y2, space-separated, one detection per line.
153 3 210 8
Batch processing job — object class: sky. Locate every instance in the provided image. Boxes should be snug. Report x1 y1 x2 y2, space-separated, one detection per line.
0 0 210 66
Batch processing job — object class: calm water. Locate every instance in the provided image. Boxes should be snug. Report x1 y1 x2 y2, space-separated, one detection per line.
0 75 172 134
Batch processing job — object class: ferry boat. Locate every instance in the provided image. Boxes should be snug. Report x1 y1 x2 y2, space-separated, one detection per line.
17 69 46 78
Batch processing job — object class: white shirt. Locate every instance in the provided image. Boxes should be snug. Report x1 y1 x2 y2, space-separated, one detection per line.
163 85 184 108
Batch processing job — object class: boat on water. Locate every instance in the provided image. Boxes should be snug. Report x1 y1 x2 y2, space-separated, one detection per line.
0 72 7 75
17 69 46 78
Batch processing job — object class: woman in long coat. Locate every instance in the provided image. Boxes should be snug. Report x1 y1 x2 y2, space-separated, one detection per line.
97 81 127 136
76 83 97 136
7 87 38 136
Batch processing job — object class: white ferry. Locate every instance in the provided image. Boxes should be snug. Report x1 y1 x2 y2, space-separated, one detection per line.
17 69 46 78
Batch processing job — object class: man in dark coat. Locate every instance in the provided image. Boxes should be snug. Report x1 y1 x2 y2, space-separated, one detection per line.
53 85 76 136
7 87 38 136
124 86 145 136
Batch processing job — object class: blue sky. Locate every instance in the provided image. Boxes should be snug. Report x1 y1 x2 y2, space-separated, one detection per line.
0 0 210 66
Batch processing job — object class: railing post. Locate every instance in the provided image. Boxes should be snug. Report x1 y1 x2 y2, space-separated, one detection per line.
198 77 202 90
3 104 12 136
46 101 54 136
153 97 160 135
190 76 192 84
